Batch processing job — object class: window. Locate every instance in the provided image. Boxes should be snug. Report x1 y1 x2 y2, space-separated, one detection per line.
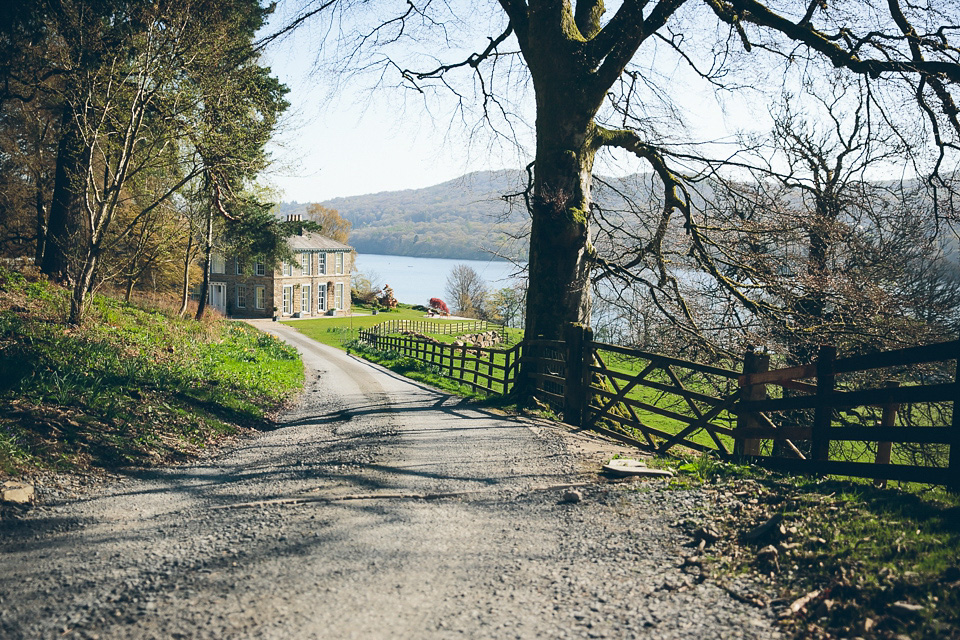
235 258 244 275
335 252 344 275
334 283 344 310
211 253 225 274
301 252 312 275
282 285 294 315
318 253 326 275
282 261 293 276
255 286 265 309
318 284 327 312
236 284 247 309
301 284 311 315
255 261 265 276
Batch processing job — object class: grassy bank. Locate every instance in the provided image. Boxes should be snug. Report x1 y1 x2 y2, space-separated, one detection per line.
663 456 960 640
0 266 303 477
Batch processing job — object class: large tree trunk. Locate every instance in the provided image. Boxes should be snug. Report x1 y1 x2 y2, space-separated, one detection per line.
522 55 600 341
524 119 596 340
42 110 85 282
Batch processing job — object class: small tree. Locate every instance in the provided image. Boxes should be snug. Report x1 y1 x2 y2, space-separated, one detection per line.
429 297 450 315
305 204 351 244
445 264 488 319
377 284 398 309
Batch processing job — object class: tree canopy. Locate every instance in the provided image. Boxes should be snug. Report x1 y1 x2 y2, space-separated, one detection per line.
280 0 960 359
0 0 290 323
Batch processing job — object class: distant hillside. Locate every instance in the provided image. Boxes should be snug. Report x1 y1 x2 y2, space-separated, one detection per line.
276 170 531 261
278 170 960 273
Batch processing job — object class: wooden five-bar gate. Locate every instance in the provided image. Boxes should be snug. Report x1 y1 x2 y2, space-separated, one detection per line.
358 320 960 488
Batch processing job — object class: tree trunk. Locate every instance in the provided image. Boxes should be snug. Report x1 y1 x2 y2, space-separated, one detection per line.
34 188 47 267
125 272 136 303
42 110 85 282
194 207 213 321
68 249 97 325
178 234 194 317
523 97 597 341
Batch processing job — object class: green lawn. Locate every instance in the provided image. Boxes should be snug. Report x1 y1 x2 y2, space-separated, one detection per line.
284 305 476 349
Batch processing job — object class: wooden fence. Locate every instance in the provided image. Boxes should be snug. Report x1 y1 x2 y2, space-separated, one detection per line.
362 318 505 337
356 320 960 488
357 329 522 396
733 341 959 485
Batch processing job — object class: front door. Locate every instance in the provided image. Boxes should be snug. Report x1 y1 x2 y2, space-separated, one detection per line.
209 283 226 313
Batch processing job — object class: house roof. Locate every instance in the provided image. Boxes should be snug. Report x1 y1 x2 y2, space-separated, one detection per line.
288 231 353 252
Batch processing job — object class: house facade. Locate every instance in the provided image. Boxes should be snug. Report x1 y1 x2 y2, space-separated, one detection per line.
207 230 354 319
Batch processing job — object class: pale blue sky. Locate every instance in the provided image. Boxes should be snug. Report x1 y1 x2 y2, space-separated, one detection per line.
257 4 786 204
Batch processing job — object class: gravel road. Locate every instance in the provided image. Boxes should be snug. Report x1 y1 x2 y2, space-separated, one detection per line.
0 321 781 639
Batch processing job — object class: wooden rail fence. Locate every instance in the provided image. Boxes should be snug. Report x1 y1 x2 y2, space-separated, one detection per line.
362 319 505 337
357 328 521 396
356 320 960 488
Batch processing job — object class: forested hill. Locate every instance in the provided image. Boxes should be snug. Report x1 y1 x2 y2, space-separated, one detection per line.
276 170 530 261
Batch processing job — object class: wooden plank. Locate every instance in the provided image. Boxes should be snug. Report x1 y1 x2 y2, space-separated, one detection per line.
733 426 812 440
736 350 769 457
874 380 901 486
831 426 951 444
655 391 741 458
739 382 955 412
830 383 954 408
834 340 960 373
750 456 947 484
521 355 567 366
591 366 728 406
589 351 658 448
745 411 807 459
592 387 701 425
664 364 706 420
740 363 816 386
535 389 565 404
528 371 566 385
585 359 658 429
525 339 566 349
780 379 818 394
590 341 740 378
586 408 715 453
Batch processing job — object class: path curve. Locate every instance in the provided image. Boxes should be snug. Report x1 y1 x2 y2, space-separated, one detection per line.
0 321 780 639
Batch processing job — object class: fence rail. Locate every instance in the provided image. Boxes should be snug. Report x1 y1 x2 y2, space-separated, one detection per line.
354 318 960 488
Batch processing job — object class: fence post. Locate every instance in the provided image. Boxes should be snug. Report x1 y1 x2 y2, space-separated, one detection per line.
735 347 770 458
874 380 901 489
812 344 836 463
563 323 592 427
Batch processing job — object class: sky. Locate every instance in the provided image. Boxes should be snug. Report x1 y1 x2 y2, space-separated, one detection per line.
256 4 776 204
259 9 529 203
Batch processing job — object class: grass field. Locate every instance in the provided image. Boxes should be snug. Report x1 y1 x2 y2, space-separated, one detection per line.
0 266 303 476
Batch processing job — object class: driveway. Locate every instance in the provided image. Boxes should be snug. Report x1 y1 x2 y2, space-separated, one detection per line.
0 321 780 639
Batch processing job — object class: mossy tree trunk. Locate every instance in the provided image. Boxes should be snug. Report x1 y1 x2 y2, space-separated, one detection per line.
513 1 610 340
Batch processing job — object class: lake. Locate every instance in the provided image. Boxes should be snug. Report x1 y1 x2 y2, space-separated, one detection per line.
354 253 524 307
